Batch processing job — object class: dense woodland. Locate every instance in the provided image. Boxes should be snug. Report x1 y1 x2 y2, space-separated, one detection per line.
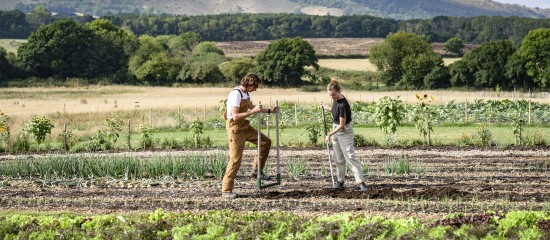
1 8 550 91
2 9 550 44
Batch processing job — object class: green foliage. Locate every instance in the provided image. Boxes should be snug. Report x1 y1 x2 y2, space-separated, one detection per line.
86 130 111 151
9 132 31 153
517 28 550 88
140 124 154 149
23 116 54 146
384 155 412 176
509 100 528 145
256 37 319 87
410 93 437 145
219 58 256 84
0 111 11 144
287 157 308 179
105 113 124 145
189 119 204 148
18 19 99 78
444 36 465 56
128 35 185 85
192 41 224 56
0 209 550 239
374 96 406 136
0 152 228 179
354 134 367 147
449 40 516 89
473 125 494 147
304 121 321 145
370 31 438 87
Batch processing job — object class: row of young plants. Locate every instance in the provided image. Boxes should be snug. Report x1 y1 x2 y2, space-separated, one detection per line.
0 97 548 153
0 152 426 182
1 209 549 239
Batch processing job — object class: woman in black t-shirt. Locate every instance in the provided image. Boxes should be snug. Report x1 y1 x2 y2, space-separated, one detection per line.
321 78 368 191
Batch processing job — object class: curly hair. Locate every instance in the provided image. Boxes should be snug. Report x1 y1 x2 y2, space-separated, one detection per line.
241 73 262 88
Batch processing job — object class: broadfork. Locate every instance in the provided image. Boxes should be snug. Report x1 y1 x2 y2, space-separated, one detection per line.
256 100 281 189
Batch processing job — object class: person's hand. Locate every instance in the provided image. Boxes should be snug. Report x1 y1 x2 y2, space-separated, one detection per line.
253 104 262 113
325 135 330 144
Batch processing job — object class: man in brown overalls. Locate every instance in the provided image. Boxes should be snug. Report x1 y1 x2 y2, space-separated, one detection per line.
222 73 279 199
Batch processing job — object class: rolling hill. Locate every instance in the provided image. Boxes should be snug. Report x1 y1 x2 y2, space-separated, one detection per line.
0 0 549 19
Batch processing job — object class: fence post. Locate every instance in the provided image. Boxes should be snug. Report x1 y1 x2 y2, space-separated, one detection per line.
294 103 298 126
63 123 68 152
127 120 131 150
464 100 468 122
528 100 531 125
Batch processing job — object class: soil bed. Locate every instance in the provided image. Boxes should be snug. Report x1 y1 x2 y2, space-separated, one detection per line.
1 148 549 219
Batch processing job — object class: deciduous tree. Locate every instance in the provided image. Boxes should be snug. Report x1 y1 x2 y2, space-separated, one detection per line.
256 37 318 86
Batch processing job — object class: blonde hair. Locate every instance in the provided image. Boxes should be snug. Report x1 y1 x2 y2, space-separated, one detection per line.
327 77 341 92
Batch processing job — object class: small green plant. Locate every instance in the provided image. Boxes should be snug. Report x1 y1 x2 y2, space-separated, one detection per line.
457 132 473 147
140 125 154 149
522 131 547 146
410 93 436 145
189 119 204 148
374 96 405 145
9 132 31 153
384 155 412 176
304 121 321 145
473 125 493 147
87 130 110 151
23 116 54 150
354 134 367 147
287 157 308 179
210 152 228 179
105 114 124 146
0 111 11 145
510 100 528 145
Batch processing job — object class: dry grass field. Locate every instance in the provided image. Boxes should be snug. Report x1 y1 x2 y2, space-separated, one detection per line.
217 38 384 58
2 86 548 118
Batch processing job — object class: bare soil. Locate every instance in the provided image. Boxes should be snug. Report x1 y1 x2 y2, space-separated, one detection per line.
1 147 549 219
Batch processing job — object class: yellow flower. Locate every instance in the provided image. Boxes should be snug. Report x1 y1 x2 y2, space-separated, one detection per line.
415 94 420 99
423 94 428 99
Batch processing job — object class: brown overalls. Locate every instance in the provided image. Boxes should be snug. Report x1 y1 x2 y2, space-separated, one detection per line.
222 91 271 193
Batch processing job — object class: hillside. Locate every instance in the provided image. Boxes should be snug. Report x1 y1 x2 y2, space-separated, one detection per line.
1 0 549 19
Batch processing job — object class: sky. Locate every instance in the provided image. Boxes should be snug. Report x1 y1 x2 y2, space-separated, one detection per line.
492 0 550 9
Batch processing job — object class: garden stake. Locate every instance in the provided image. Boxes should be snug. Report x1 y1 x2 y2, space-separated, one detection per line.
256 101 281 189
321 105 336 188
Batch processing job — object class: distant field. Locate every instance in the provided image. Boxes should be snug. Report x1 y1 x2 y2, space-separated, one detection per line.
0 39 25 54
218 38 383 58
318 58 461 71
2 86 548 118
318 58 377 71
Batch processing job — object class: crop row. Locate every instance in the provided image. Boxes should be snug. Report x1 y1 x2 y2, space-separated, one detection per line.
1 209 549 239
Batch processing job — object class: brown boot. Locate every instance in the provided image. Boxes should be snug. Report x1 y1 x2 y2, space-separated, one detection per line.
221 192 237 199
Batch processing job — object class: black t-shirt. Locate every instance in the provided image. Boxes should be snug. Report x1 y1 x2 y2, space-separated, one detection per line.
331 96 352 125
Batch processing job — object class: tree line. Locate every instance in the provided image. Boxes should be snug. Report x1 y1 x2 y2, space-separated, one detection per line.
2 8 550 44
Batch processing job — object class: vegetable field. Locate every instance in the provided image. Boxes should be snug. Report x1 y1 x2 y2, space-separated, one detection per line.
1 148 550 238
